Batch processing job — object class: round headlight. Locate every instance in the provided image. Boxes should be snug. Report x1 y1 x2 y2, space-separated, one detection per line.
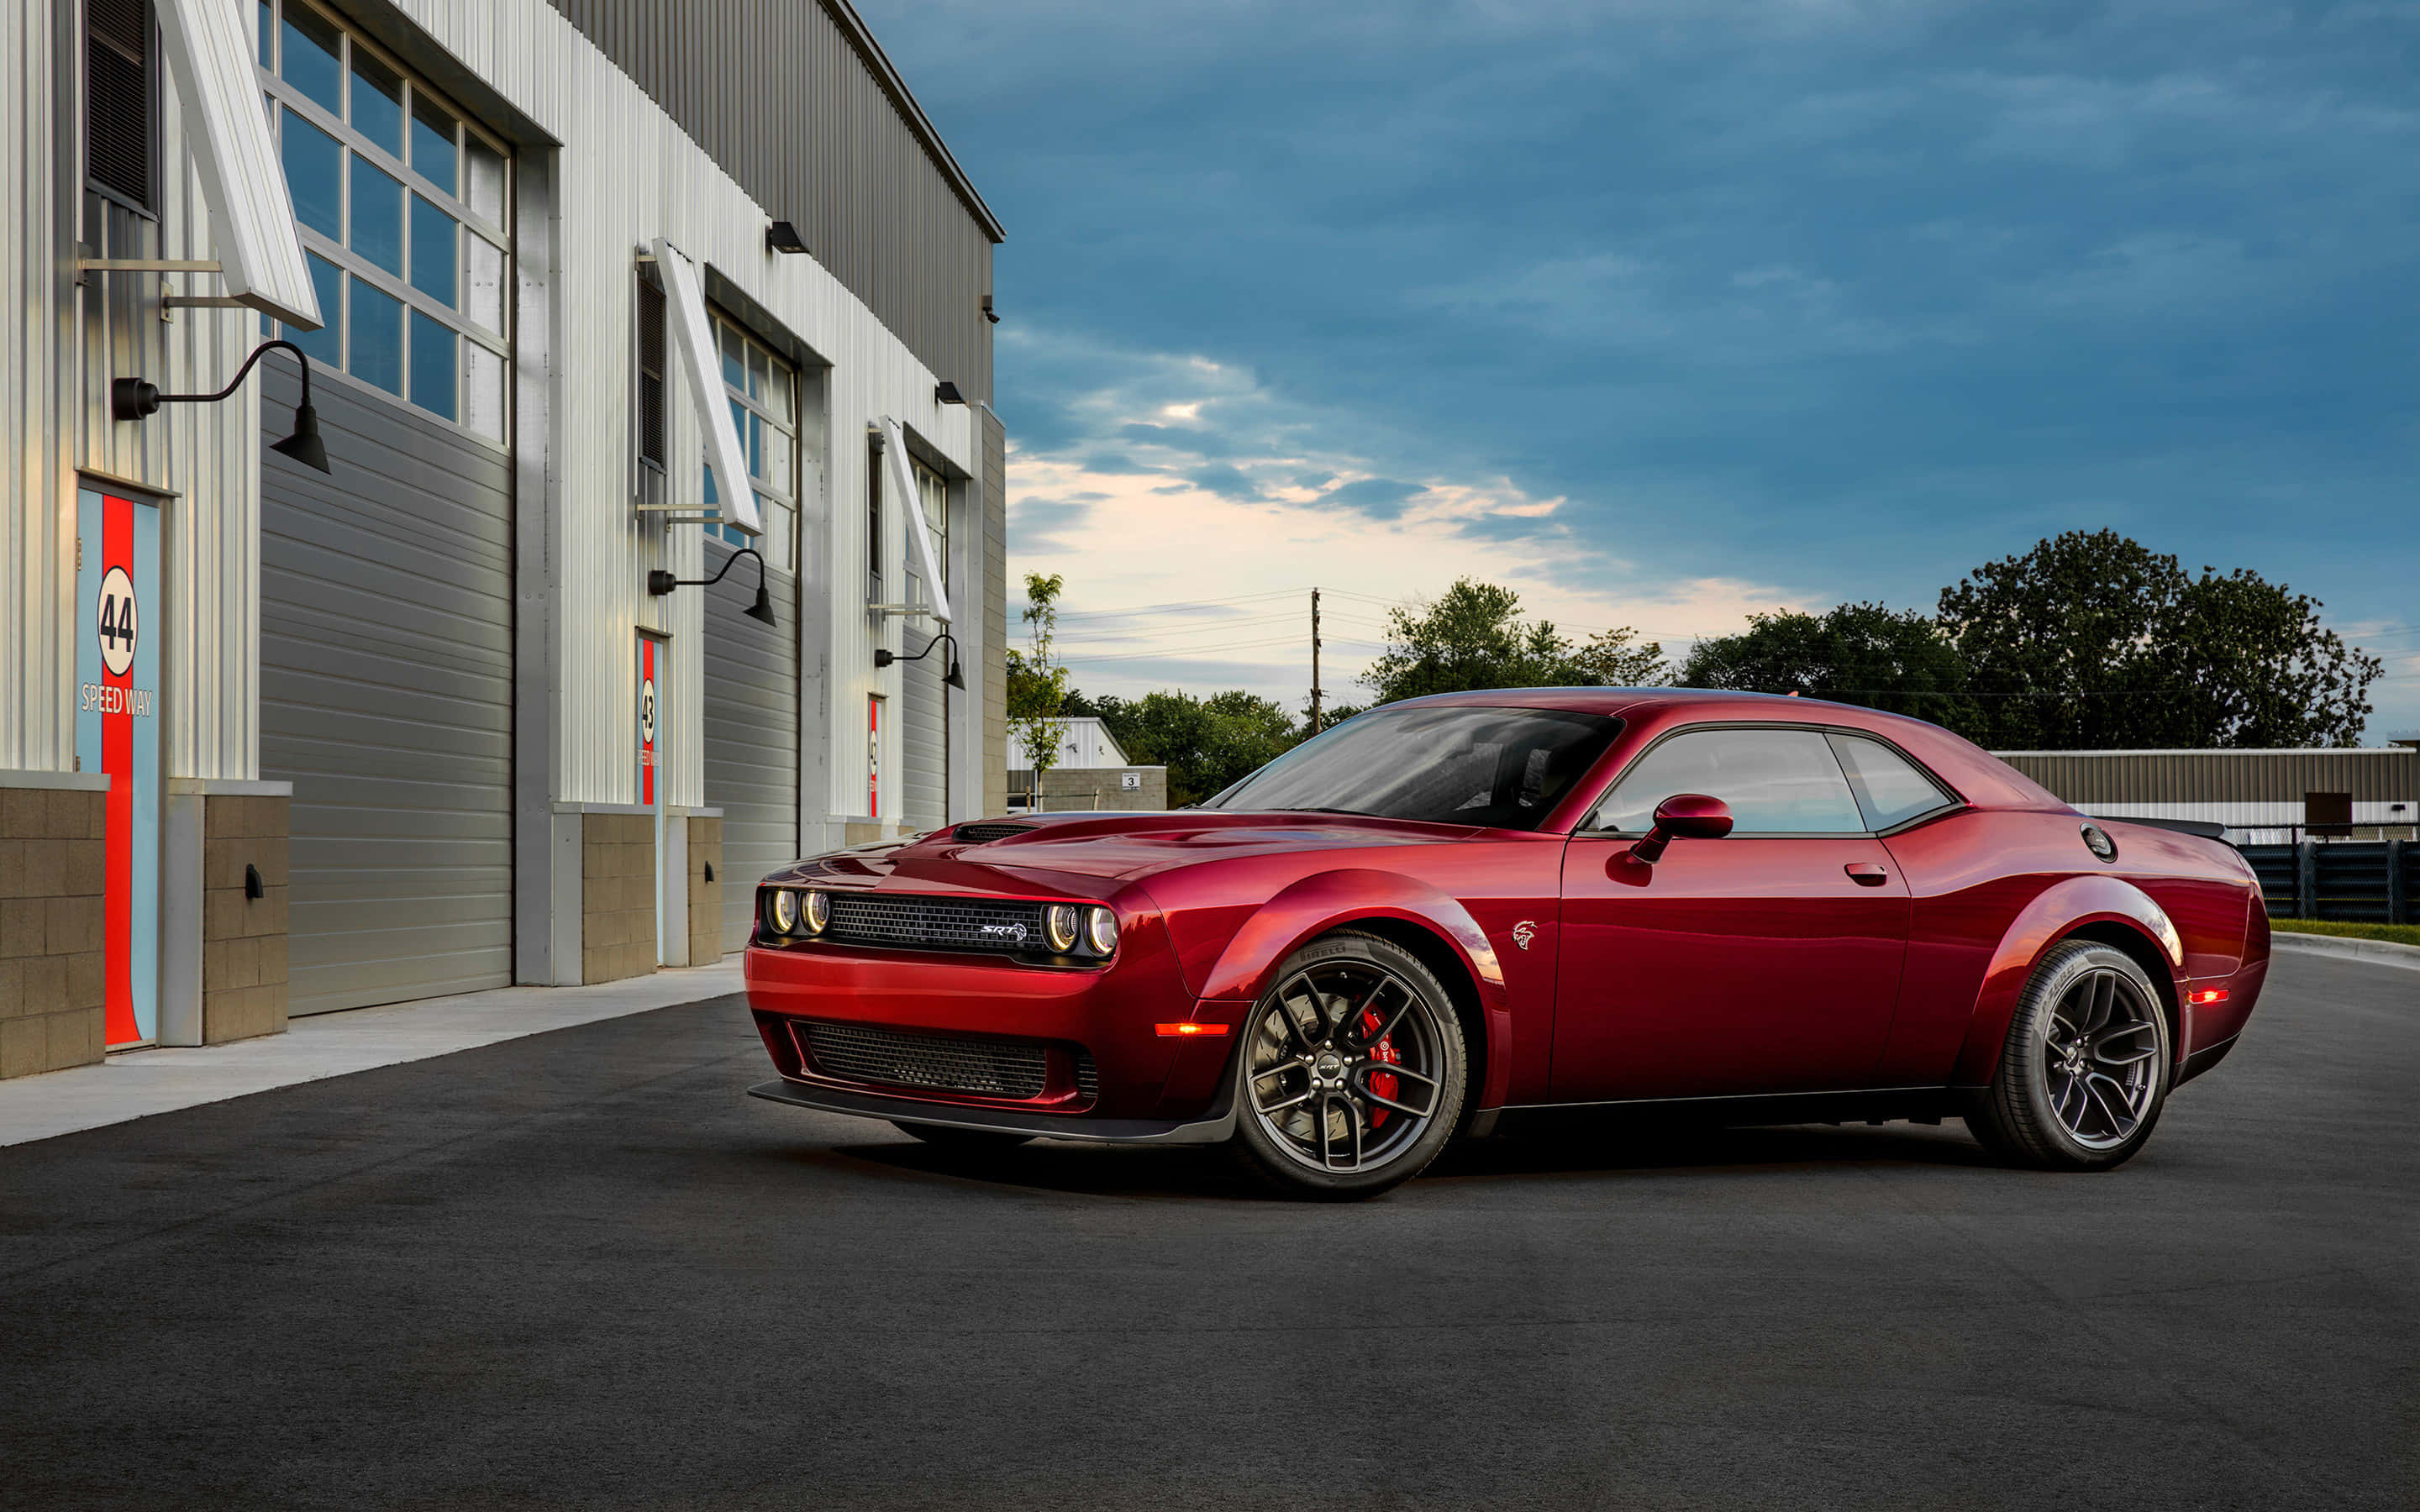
1086 906 1118 956
1045 904 1081 953
803 889 830 934
767 889 799 936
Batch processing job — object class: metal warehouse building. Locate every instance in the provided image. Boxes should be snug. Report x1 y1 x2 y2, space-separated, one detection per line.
3 0 1008 1078
1995 748 2420 843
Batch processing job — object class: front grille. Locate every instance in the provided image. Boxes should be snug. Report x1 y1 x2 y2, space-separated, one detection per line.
801 1021 1047 1100
951 822 1034 845
1074 1049 1099 1102
823 894 1050 954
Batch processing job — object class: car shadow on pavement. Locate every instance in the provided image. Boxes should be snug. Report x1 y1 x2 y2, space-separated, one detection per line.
782 1115 1996 1201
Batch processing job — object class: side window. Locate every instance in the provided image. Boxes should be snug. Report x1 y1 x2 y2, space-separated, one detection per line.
1827 734 1954 831
1592 728 1864 835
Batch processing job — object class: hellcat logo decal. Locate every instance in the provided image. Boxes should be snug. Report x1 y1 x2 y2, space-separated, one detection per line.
980 923 1028 942
1511 921 1537 951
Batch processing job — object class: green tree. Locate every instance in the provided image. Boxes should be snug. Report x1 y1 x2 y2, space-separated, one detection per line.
1679 601 1973 727
1360 578 1666 706
1005 572 1071 781
1093 689 1303 806
1936 530 2380 748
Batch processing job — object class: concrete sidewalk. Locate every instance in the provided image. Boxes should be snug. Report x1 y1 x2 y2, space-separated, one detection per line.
0 961 744 1147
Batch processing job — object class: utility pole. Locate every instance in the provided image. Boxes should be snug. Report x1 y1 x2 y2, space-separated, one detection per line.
1309 587 1323 735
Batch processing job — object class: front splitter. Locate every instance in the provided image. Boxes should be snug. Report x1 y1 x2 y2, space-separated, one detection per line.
746 1078 1237 1145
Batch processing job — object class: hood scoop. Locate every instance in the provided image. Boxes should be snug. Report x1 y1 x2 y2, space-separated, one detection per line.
950 822 1036 845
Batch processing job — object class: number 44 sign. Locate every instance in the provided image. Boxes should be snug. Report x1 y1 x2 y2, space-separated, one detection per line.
76 489 161 1047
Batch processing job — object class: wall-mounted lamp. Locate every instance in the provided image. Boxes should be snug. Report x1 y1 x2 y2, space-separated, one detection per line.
766 220 810 255
648 546 776 626
981 295 999 325
113 339 331 473
934 381 965 405
876 631 965 690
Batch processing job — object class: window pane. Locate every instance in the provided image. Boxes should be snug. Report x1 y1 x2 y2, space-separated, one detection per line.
281 115 342 239
463 340 506 443
1208 706 1623 831
283 252 345 368
465 136 506 223
1828 735 1952 831
350 50 403 157
748 412 764 479
280 3 344 115
760 425 792 495
257 1 273 68
1596 729 1862 834
409 195 455 303
702 465 718 507
409 311 456 418
747 345 768 402
411 93 457 196
720 323 744 391
349 278 403 393
463 233 503 331
350 156 403 274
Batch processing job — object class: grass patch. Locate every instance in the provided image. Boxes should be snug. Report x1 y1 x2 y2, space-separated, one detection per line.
2270 918 2420 948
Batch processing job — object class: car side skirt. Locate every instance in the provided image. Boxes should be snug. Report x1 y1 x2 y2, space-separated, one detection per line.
748 1075 1239 1146
1494 1085 1965 1131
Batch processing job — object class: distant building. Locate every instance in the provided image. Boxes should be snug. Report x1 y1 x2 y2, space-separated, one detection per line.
1007 718 1166 812
1995 748 2419 843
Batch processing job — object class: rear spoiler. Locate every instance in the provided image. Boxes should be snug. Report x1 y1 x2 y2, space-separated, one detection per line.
2091 814 2231 843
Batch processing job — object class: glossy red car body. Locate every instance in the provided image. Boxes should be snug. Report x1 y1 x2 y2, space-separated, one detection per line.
745 690 2268 1144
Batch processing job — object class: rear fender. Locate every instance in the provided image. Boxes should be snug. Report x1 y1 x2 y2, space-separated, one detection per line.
1951 874 2186 1088
1197 869 1512 1111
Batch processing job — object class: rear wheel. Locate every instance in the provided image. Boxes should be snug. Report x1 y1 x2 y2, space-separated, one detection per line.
891 1121 1035 1151
1968 941 2171 1170
1228 932 1467 1200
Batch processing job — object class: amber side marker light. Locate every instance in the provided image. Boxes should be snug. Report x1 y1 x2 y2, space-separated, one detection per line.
1155 1022 1232 1037
2188 989 2230 1005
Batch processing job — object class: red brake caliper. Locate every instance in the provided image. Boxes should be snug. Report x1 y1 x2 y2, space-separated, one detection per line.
1359 1007 1401 1128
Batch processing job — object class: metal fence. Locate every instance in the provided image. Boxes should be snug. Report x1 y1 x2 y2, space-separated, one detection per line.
2238 841 2415 923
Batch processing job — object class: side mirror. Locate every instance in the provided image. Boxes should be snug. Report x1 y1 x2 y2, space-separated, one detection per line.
1630 793 1733 864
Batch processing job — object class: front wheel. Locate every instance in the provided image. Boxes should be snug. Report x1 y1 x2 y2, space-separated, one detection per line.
1228 932 1467 1200
1967 941 2171 1170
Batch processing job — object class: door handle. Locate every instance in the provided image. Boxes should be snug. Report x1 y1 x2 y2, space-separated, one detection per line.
1844 863 1889 886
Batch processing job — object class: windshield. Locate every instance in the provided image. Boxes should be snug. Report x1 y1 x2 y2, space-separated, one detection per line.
1202 706 1623 831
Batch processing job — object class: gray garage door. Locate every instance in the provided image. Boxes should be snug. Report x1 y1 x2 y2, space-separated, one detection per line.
260 368 513 1015
900 622 948 831
702 538 800 953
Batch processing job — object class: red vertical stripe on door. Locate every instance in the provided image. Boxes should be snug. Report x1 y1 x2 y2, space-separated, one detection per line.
641 638 655 806
102 496 136 1046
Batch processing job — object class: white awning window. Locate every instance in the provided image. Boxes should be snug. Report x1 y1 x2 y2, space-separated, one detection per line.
651 236 760 536
880 417 951 624
155 0 320 326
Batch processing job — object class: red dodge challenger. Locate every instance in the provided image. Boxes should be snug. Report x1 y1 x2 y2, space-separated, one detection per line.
745 690 2269 1198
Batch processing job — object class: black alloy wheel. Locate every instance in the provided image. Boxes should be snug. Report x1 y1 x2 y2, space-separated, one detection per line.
1229 932 1467 1200
1969 940 2172 1170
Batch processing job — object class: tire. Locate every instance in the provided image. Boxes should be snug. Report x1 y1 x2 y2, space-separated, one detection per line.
891 1121 1035 1151
1228 931 1468 1200
1967 940 2172 1171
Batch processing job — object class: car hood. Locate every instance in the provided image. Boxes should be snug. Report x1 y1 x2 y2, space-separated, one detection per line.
764 810 1486 896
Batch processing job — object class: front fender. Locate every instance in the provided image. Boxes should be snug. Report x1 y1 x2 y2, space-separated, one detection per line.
1949 874 2186 1088
1193 869 1514 1113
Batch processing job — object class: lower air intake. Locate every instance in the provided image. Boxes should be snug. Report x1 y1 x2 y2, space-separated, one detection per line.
801 1021 1048 1100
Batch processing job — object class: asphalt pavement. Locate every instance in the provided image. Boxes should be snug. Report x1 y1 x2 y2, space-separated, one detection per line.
3 953 2412 1510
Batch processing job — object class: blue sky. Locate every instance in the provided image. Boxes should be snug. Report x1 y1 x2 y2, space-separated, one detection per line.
860 0 2420 736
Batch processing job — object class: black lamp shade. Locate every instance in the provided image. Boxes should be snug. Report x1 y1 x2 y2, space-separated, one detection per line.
270 402 332 473
746 584 777 625
766 220 809 255
944 658 965 690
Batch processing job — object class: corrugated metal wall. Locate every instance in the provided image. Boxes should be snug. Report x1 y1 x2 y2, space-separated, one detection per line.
539 0 997 406
1997 750 2420 805
5 2 261 780
979 407 1007 817
259 365 515 1014
701 538 799 952
899 621 944 828
392 0 984 821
